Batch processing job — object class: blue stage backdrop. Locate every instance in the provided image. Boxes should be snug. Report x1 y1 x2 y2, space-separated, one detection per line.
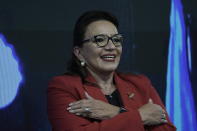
166 0 197 130
0 34 23 109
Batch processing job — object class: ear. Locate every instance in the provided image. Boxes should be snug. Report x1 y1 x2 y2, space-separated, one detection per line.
73 46 85 61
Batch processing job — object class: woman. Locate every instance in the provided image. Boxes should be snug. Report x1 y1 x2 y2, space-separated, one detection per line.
47 11 176 131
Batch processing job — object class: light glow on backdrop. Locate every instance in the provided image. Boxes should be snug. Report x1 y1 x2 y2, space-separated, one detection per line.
0 34 23 109
166 0 197 131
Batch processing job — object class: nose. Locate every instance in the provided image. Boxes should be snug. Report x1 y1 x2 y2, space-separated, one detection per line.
104 39 116 50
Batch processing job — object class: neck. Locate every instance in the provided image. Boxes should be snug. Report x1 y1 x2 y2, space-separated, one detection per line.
87 68 115 89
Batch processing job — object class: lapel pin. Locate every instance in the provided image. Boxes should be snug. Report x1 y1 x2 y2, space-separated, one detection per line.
128 92 135 99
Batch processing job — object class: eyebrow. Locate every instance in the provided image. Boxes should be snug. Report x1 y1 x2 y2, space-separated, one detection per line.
93 33 120 37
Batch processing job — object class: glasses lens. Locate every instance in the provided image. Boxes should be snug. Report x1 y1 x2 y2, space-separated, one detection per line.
94 35 108 47
112 35 123 46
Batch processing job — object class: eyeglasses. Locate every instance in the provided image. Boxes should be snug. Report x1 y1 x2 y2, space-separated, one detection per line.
82 34 123 47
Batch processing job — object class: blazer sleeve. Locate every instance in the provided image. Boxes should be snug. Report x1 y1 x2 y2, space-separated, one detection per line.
47 76 146 131
141 76 176 131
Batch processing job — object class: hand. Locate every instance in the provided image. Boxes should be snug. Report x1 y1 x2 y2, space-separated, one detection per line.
67 92 120 120
138 99 167 126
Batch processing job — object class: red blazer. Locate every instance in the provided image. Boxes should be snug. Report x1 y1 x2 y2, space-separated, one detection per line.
47 72 176 131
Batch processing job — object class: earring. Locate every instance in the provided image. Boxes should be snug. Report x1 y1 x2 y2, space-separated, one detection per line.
81 61 85 67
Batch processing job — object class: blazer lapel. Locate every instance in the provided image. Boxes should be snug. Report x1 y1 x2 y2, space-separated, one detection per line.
83 74 108 103
114 73 139 110
82 72 140 109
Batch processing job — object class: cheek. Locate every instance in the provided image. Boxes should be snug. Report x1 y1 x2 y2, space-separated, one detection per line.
117 47 122 56
82 46 101 61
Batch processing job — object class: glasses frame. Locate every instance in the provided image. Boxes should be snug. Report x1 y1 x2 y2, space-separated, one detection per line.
82 34 123 47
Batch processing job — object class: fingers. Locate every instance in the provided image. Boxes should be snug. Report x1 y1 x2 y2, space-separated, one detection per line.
69 99 91 106
162 109 166 115
69 108 91 118
68 108 91 113
67 93 114 120
148 98 164 113
67 104 83 110
139 99 169 125
160 111 168 123
67 96 94 116
69 101 81 106
149 98 153 104
68 99 92 110
160 118 168 123
67 101 92 117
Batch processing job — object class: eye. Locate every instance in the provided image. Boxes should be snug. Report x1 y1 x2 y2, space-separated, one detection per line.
94 35 106 43
112 36 123 43
113 37 121 42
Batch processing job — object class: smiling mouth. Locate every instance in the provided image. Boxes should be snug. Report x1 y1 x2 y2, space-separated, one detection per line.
100 55 116 62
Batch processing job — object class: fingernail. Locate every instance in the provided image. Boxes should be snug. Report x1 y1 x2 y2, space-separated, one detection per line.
69 103 73 106
67 107 71 110
76 113 80 115
163 120 168 123
149 98 153 103
69 110 74 113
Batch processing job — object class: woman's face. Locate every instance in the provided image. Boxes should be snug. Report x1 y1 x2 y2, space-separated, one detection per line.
75 20 122 74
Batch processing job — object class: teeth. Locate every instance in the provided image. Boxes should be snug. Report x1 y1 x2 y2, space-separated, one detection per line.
101 55 116 61
102 56 115 58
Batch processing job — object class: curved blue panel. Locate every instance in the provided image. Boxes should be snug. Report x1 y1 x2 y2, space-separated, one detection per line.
0 34 23 109
166 0 197 130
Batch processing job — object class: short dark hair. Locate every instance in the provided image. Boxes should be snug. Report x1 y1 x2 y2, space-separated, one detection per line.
66 10 119 80
73 10 119 47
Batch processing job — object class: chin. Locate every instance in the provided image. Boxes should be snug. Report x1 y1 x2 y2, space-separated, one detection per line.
99 66 118 73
